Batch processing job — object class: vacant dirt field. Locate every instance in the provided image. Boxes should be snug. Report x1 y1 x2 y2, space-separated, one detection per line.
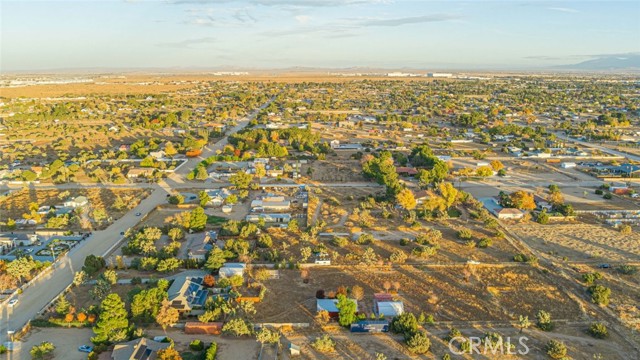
255 265 583 324
511 223 640 262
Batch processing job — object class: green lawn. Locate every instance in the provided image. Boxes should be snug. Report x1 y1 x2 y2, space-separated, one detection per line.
207 215 227 226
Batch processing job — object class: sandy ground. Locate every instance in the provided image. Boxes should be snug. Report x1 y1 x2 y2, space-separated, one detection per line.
14 327 92 360
511 223 640 262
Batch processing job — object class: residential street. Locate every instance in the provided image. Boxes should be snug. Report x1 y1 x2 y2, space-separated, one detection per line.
0 99 273 345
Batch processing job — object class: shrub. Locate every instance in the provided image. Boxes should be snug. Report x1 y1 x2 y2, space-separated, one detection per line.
312 335 335 353
390 312 418 338
617 264 638 275
331 236 349 247
405 331 430 354
603 193 612 200
443 328 462 342
257 234 272 248
588 322 608 339
457 229 472 240
594 189 603 195
619 225 632 235
356 233 375 245
477 238 492 248
537 210 550 224
399 238 410 246
205 342 217 360
412 245 438 258
536 310 554 331
581 272 602 285
30 341 55 360
588 284 611 306
389 250 408 264
189 339 204 351
545 340 567 359
222 318 253 336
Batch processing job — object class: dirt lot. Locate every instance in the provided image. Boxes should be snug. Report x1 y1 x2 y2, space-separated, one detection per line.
254 265 583 324
511 223 640 262
14 327 92 360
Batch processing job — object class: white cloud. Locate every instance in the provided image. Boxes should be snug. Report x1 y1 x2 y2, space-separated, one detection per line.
547 7 579 13
295 15 311 24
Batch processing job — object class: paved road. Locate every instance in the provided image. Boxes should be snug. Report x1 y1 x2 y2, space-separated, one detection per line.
0 99 274 345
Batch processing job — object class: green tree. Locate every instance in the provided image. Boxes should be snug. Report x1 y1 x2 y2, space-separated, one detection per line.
6 256 37 282
396 188 416 210
390 312 418 338
438 182 458 209
55 296 71 316
198 191 211 207
405 331 430 354
204 247 227 271
102 269 118 285
229 171 253 189
195 165 209 181
536 310 554 331
256 327 281 344
92 294 129 344
82 255 105 276
189 206 208 231
518 315 531 333
222 318 253 336
545 340 567 359
168 227 183 241
588 284 611 306
588 322 608 339
336 294 357 327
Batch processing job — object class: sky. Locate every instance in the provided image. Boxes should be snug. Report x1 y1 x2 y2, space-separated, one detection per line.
1 0 639 71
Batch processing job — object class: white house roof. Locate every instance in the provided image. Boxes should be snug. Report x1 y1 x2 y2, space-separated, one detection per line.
376 301 404 316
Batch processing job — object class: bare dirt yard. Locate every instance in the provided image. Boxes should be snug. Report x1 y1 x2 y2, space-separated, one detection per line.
254 265 583 324
510 223 640 262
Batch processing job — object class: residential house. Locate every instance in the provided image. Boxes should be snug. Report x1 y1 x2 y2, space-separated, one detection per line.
412 190 429 205
127 168 153 179
205 189 231 206
245 213 291 224
187 231 217 261
219 263 246 278
118 144 131 152
111 338 170 360
149 150 166 160
63 196 88 208
0 233 37 252
251 195 290 211
496 208 524 220
167 276 209 314
395 167 418 176
316 298 358 318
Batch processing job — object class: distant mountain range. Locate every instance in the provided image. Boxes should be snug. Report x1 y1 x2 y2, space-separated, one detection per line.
554 54 640 71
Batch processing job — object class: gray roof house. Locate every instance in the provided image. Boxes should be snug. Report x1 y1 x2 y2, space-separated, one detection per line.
111 338 170 360
167 276 209 314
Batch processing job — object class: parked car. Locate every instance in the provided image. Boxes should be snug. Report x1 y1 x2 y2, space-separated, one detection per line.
8 298 18 307
598 263 611 269
78 345 93 353
135 212 142 216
